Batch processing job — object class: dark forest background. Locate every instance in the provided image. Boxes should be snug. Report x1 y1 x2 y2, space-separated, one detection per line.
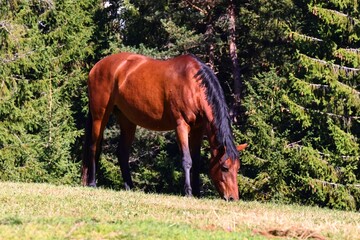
1 0 360 210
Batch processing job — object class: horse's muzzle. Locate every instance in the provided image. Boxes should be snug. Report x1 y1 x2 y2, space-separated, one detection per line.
223 195 237 201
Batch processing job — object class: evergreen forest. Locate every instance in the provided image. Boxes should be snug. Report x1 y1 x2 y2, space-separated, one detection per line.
1 0 360 211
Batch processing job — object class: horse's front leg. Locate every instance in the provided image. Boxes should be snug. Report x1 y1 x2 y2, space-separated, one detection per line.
189 127 204 197
176 121 193 197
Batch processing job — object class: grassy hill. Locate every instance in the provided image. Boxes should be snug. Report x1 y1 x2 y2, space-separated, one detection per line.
0 182 359 239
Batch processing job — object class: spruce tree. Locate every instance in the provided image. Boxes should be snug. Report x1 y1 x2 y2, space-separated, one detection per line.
238 0 360 210
287 0 360 209
0 0 99 183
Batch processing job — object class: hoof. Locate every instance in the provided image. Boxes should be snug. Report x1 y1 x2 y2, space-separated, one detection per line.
185 193 193 198
88 182 97 188
124 183 133 191
184 188 193 197
184 186 193 197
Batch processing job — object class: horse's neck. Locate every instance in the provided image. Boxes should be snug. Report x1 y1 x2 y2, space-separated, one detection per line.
205 122 221 158
199 93 219 155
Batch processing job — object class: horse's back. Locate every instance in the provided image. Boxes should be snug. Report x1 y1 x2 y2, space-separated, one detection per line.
88 53 203 131
89 52 198 84
89 52 148 81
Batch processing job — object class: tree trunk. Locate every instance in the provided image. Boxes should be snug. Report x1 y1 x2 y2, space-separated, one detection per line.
228 0 242 121
205 20 215 69
184 0 215 68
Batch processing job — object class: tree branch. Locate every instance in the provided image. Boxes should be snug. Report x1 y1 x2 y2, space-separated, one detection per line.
184 0 208 15
311 178 360 189
284 105 360 120
0 50 35 64
299 54 360 79
289 31 323 42
0 20 10 33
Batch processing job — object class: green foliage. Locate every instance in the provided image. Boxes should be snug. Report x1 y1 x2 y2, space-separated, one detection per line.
0 0 98 183
234 0 360 210
161 19 203 55
236 70 290 202
234 62 360 209
334 48 360 67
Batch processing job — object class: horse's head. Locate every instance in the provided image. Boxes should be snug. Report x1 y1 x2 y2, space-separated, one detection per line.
209 144 247 201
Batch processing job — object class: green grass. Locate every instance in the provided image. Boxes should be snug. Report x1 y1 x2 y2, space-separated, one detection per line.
0 182 359 239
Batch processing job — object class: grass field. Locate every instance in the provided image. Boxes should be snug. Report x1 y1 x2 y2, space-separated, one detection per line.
0 182 359 239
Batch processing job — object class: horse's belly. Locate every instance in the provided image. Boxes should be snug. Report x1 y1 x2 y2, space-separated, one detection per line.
130 114 175 131
116 101 176 131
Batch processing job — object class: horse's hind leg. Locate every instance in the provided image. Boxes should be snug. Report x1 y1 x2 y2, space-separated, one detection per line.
87 113 111 187
82 98 112 187
82 113 93 186
115 110 136 190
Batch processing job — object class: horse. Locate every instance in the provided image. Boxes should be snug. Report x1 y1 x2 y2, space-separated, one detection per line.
81 52 247 201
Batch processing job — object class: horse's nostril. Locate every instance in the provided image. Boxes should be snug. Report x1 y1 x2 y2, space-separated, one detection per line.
228 196 234 201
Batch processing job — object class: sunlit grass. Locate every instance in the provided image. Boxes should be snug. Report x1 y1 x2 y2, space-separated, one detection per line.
1 182 359 239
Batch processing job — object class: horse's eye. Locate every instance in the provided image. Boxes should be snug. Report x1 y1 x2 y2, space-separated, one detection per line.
221 165 229 172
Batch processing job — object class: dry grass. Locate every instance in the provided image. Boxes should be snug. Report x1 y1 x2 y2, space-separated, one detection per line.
0 182 359 239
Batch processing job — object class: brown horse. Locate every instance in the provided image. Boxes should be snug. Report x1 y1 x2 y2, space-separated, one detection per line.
82 52 247 201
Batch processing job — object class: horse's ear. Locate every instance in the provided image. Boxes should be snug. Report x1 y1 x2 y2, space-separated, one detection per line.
237 143 248 151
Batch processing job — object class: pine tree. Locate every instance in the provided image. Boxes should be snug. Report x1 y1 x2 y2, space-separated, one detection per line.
0 0 99 183
287 0 360 209
238 0 360 210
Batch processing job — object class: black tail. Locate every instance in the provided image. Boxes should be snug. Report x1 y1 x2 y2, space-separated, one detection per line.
81 111 92 185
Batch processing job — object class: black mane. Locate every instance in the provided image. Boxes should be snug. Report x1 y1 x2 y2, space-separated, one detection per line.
192 55 239 161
